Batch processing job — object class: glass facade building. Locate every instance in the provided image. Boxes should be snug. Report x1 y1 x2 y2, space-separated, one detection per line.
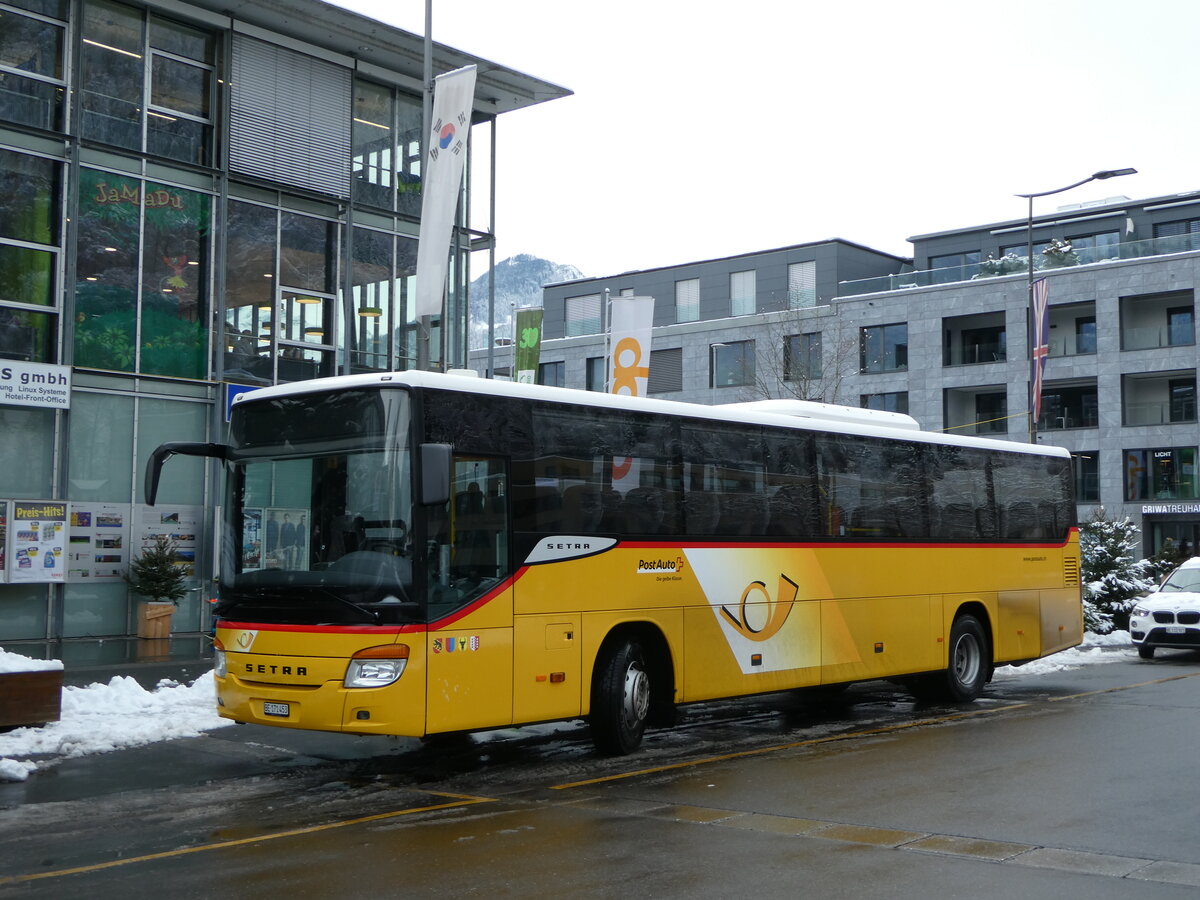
0 0 567 641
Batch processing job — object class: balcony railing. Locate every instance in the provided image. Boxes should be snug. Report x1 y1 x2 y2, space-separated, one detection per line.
839 232 1200 297
1124 400 1198 426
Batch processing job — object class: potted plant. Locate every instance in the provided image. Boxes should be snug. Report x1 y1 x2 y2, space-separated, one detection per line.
125 536 187 639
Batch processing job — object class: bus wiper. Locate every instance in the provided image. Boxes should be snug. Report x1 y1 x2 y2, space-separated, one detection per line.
316 587 381 624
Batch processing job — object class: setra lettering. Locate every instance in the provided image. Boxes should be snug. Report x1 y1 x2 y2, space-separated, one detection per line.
245 663 307 676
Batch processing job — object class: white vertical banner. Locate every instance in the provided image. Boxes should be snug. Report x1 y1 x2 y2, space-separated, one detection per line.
414 65 478 319
608 296 654 491
608 296 654 398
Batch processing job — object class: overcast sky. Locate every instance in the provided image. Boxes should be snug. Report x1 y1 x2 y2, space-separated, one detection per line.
331 0 1199 278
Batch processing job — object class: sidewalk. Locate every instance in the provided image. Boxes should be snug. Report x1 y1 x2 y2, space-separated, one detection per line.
1 634 213 690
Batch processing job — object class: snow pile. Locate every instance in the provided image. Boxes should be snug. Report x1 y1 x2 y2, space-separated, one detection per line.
1 671 232 782
0 647 64 673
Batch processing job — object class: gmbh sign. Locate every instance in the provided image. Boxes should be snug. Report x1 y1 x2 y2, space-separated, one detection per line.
0 361 71 410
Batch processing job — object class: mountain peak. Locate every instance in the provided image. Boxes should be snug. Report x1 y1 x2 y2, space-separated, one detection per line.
469 255 584 348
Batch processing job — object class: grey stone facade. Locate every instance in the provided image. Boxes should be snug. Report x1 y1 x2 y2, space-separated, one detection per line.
470 191 1200 557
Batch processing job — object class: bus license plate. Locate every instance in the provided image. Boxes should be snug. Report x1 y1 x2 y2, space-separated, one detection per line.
263 701 290 717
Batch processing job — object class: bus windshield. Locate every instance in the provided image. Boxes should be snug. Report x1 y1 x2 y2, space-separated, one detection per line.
219 388 417 625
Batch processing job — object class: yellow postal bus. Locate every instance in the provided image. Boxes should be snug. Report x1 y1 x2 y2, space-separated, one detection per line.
147 371 1082 754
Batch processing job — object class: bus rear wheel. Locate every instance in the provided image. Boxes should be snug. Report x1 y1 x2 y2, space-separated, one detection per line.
911 614 988 702
591 639 651 756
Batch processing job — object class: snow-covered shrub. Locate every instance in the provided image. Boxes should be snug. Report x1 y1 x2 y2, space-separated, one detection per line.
1079 508 1154 633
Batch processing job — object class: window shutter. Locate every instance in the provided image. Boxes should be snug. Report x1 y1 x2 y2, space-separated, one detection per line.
788 261 816 308
648 347 683 393
230 35 352 197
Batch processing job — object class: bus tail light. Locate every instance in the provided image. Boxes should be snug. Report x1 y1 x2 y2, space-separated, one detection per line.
345 644 410 688
213 637 227 678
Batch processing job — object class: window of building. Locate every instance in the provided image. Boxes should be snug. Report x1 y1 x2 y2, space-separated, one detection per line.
675 278 699 323
929 251 981 283
81 0 217 166
861 392 908 414
565 293 601 336
538 360 565 387
1069 231 1120 261
787 261 816 309
1039 382 1099 430
1073 453 1100 504
1168 306 1195 346
1154 218 1200 252
1170 377 1197 423
860 323 907 373
959 325 1006 364
1075 316 1097 354
1125 447 1198 501
352 78 423 215
784 332 822 383
586 355 605 391
711 340 755 388
647 347 683 394
0 0 67 131
730 270 755 316
1000 240 1051 259
975 392 1007 434
75 168 212 378
0 148 60 362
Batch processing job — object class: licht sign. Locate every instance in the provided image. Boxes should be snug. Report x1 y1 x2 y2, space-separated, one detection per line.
0 361 71 410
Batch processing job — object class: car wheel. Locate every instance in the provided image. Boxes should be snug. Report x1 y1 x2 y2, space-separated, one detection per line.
591 638 650 756
1137 644 1156 659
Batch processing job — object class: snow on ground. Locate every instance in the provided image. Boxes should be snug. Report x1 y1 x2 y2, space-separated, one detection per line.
0 631 1137 783
1 671 230 783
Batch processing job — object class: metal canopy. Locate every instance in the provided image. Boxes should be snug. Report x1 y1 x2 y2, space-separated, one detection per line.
182 0 572 116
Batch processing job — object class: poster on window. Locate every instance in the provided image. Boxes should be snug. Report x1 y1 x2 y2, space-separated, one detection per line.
10 500 68 584
0 500 8 583
242 508 262 572
134 505 202 579
67 502 131 581
262 507 309 570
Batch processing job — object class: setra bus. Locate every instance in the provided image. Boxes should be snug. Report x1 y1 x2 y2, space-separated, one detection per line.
146 371 1082 754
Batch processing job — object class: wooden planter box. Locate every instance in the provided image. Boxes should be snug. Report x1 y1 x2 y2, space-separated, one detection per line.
0 669 63 729
137 601 175 639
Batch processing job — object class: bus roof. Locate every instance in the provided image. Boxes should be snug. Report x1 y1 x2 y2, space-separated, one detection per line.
229 371 1070 459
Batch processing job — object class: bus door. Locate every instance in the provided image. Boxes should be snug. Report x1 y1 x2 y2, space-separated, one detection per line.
425 455 515 734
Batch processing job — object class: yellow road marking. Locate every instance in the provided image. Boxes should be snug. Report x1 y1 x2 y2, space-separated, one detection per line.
0 791 495 886
1045 669 1200 702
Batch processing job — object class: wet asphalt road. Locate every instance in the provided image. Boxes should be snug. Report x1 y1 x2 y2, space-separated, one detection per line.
2 647 1200 898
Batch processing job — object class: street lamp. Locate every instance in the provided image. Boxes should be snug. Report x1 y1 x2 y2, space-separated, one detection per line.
1016 168 1137 441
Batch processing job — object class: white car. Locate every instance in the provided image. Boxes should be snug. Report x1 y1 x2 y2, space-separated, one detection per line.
1130 557 1200 659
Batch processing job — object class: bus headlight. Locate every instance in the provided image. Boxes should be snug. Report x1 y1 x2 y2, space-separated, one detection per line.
345 644 410 688
213 639 227 679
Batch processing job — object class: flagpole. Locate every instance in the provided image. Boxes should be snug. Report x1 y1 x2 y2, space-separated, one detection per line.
1015 167 1137 444
417 0 433 372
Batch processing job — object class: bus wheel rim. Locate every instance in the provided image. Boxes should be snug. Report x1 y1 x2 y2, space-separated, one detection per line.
953 634 980 685
623 663 649 728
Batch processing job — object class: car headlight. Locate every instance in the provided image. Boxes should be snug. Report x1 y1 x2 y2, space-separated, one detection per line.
345 644 410 688
1131 606 1149 619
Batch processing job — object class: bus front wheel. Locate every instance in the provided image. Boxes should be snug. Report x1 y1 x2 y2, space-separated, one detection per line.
591 639 651 756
